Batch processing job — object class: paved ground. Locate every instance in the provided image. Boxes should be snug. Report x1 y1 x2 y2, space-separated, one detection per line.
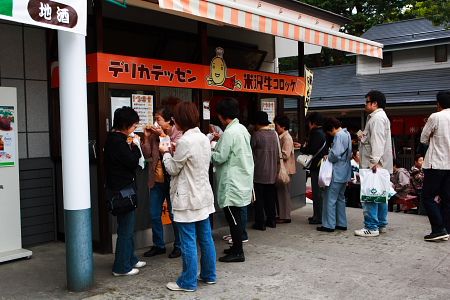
1 204 449 300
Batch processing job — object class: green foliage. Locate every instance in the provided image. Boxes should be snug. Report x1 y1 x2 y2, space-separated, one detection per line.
413 1 450 29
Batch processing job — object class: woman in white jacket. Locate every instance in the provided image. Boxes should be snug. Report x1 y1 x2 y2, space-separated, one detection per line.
159 102 216 292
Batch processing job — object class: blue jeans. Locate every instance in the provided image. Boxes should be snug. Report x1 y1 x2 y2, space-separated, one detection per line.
421 169 450 233
322 181 347 229
150 182 180 248
361 202 388 231
176 218 216 290
113 211 139 274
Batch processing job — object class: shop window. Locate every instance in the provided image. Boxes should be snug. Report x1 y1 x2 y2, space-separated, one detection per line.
435 45 447 62
382 52 392 68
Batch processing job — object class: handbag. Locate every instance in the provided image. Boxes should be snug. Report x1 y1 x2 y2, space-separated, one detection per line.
297 141 327 168
105 182 138 216
276 137 291 187
318 158 333 187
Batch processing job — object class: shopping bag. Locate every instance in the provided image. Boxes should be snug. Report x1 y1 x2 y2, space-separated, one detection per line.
359 168 391 203
318 159 333 187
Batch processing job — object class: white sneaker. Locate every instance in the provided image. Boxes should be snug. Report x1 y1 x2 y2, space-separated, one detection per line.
134 261 146 268
222 235 232 241
228 238 249 244
112 268 139 276
379 227 387 233
166 282 195 292
354 228 379 237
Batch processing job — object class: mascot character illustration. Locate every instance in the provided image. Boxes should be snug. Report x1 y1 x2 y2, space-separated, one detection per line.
206 47 242 90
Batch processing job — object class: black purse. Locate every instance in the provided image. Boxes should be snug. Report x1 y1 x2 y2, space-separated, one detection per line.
105 182 138 216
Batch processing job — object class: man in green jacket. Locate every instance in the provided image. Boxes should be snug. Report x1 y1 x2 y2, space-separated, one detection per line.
212 98 254 263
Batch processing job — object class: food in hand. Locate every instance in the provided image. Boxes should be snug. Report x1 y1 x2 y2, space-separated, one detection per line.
160 132 167 137
127 137 134 144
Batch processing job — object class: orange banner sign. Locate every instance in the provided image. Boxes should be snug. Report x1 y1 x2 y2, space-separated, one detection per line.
52 53 305 96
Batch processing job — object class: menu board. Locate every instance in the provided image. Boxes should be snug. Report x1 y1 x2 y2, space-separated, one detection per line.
132 94 153 132
0 106 16 167
261 99 276 130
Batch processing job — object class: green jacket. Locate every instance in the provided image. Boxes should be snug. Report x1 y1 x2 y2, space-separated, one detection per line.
211 119 254 208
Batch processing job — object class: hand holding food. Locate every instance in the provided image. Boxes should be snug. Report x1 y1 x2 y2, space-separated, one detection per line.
159 142 169 153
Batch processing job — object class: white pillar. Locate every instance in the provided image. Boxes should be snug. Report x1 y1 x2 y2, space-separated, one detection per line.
57 30 94 292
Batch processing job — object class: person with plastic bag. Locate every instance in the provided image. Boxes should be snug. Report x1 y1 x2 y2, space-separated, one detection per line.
316 117 352 232
355 90 393 237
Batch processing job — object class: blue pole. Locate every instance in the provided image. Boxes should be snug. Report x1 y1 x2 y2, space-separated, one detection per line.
65 209 94 292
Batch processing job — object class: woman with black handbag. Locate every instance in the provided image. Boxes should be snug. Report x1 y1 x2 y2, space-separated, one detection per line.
104 106 146 276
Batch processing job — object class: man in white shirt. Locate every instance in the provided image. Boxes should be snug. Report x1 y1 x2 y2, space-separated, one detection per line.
420 91 450 242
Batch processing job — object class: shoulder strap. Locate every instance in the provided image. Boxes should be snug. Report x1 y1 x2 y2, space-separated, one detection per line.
312 141 327 159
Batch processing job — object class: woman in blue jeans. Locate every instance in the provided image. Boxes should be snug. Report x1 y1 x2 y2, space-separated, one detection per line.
104 106 146 276
160 102 216 292
317 117 352 233
142 106 183 258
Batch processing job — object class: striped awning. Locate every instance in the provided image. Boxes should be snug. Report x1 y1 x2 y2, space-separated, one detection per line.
158 0 383 59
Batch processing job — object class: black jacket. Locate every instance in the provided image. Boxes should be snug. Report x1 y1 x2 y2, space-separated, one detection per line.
300 127 328 170
104 131 142 190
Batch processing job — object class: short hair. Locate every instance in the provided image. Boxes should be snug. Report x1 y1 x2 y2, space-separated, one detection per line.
274 114 290 130
436 90 450 109
154 106 174 126
215 98 239 120
365 90 386 109
112 106 139 131
322 117 342 133
352 149 359 159
414 154 423 162
306 112 324 126
393 158 402 168
173 102 199 132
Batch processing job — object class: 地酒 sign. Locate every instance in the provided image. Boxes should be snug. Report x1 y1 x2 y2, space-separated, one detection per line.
0 0 86 35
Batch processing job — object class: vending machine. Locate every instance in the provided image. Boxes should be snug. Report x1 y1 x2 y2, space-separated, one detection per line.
0 87 32 262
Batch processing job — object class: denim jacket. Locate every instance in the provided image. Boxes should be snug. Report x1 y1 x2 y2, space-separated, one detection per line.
327 128 352 183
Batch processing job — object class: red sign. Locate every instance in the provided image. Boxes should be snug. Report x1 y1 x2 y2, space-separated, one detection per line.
52 53 305 96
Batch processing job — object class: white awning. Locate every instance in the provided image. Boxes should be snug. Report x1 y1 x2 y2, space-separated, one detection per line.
158 0 383 58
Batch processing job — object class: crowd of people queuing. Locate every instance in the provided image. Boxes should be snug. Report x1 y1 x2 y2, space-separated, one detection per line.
103 89 450 291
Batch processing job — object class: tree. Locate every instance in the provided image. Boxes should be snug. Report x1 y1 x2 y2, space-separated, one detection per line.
413 1 450 29
279 1 417 70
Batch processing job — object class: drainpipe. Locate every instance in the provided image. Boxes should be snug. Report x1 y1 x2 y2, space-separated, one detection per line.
57 30 94 292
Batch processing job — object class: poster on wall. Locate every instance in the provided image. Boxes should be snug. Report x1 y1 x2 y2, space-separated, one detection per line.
304 67 314 116
0 106 16 167
203 101 210 120
110 97 131 130
261 99 276 130
132 94 153 133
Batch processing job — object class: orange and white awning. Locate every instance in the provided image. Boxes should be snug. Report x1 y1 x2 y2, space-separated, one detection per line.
158 0 383 58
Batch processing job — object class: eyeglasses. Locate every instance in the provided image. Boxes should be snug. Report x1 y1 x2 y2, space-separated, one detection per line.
365 100 373 104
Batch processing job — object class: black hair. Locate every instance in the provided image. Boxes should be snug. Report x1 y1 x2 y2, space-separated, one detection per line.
155 106 174 126
352 148 359 159
274 114 290 130
436 90 450 109
306 112 324 126
365 90 386 109
215 98 239 120
393 158 402 168
322 117 342 133
414 154 423 162
112 106 139 131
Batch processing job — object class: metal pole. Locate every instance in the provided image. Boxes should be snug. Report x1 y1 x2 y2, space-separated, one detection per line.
57 30 94 292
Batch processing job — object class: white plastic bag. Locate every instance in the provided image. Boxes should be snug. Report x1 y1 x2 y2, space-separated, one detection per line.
359 168 391 203
318 159 333 187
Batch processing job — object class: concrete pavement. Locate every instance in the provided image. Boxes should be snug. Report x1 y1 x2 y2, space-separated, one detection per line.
1 204 449 300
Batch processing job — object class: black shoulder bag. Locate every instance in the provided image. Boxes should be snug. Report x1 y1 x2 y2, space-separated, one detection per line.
105 182 138 216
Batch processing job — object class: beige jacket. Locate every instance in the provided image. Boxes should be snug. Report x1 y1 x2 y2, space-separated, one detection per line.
420 108 450 170
279 131 296 175
359 109 393 173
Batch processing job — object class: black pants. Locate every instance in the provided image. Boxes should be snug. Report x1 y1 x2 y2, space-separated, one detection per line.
422 169 450 233
254 182 277 226
223 206 244 255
